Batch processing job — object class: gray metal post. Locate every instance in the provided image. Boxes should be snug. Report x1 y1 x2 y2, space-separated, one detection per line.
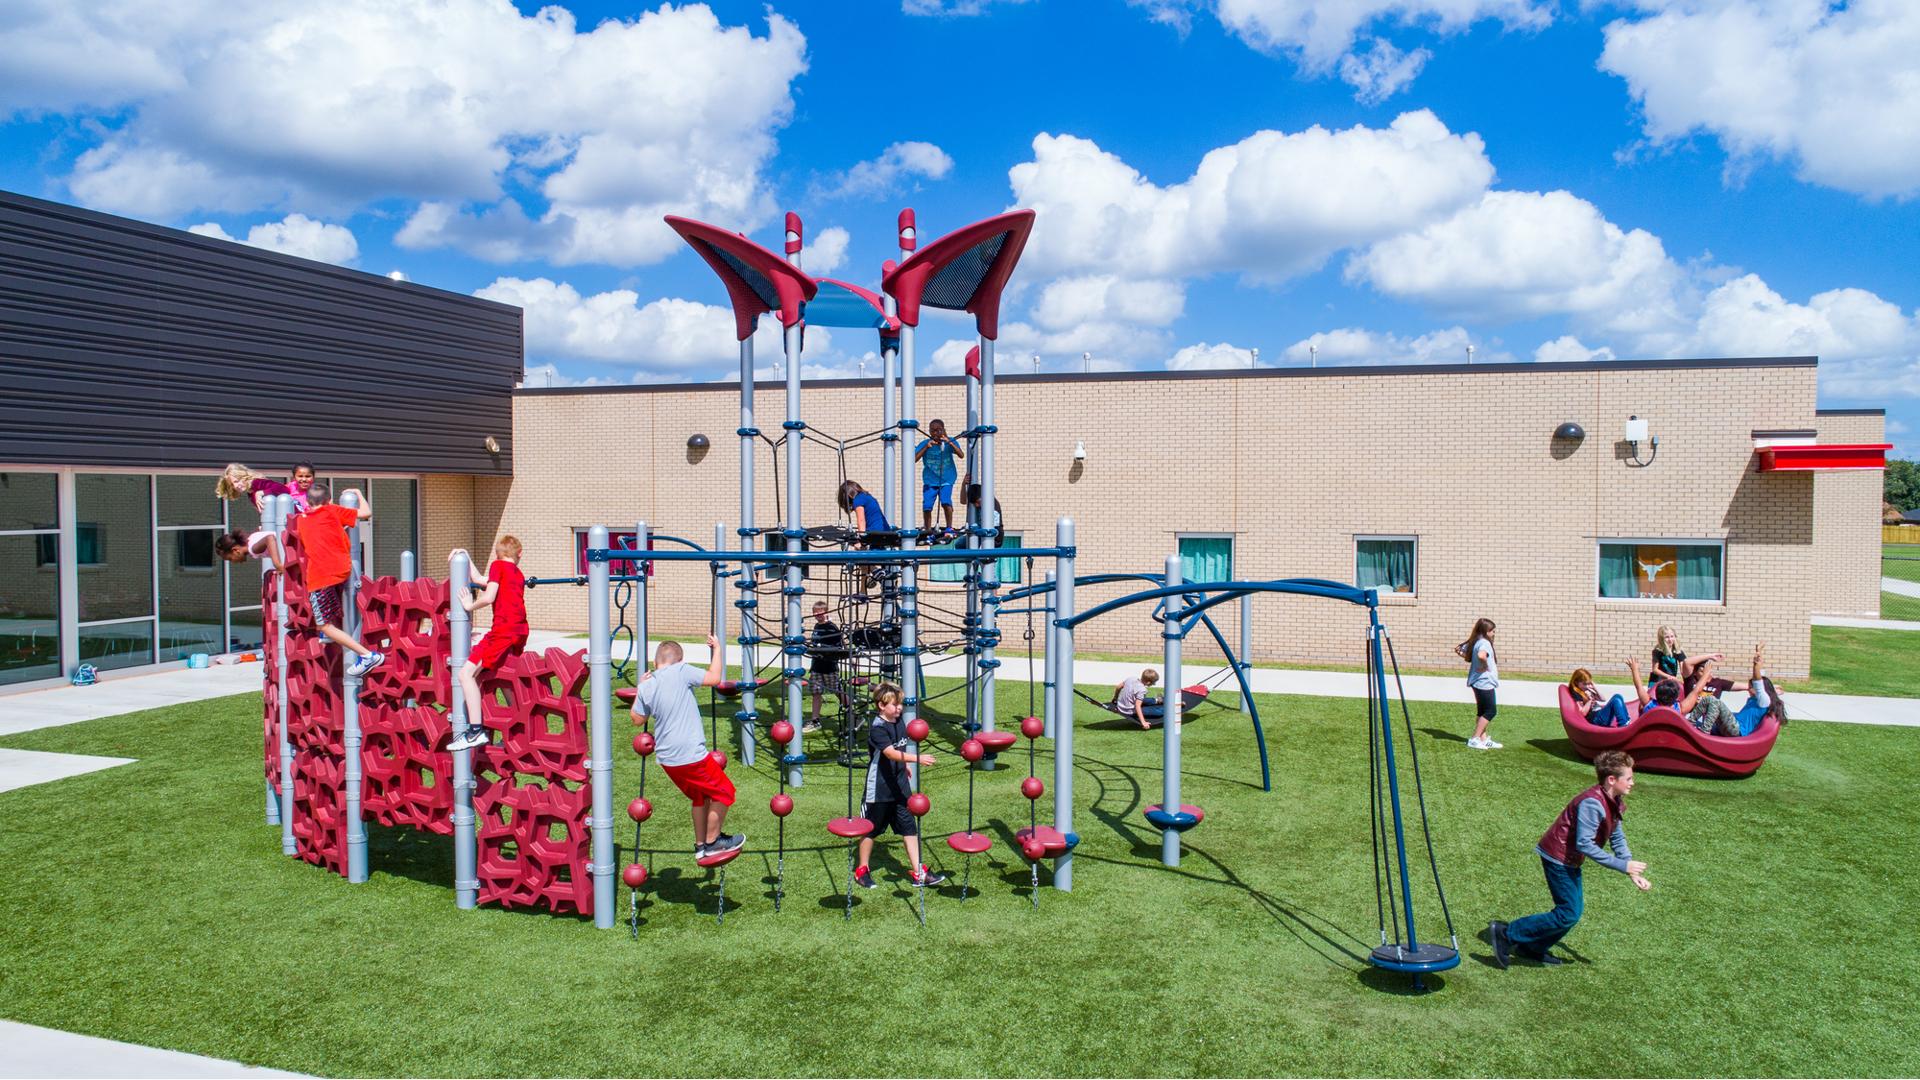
783 318 805 788
587 525 616 928
272 495 296 854
712 521 734 760
882 333 899 526
1052 517 1076 890
979 336 998 737
1042 570 1057 739
738 335 760 776
341 490 368 883
401 550 416 582
964 349 980 753
1161 554 1184 868
447 550 477 909
262 493 279 827
1239 592 1252 715
899 316 921 788
634 520 650 673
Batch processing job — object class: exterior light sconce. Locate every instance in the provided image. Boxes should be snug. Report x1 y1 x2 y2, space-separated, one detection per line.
483 435 501 455
1625 415 1659 467
688 434 710 451
1554 422 1585 442
1072 440 1087 461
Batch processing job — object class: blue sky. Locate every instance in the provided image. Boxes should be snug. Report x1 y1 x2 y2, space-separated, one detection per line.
3 0 1916 456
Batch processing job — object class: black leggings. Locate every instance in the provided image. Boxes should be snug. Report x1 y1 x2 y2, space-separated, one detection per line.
1472 686 1498 720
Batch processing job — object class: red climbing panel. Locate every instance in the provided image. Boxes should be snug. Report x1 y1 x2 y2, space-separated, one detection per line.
291 748 347 875
474 776 594 917
357 575 453 709
361 704 455 834
479 648 590 782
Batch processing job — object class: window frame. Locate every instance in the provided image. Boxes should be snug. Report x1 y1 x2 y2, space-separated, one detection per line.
1354 534 1419 597
1595 537 1726 604
1175 533 1235 584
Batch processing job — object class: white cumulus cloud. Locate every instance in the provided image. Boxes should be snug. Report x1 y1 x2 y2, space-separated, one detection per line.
816 141 954 200
1169 341 1261 369
1137 0 1548 99
806 226 852 276
1600 0 1920 199
1346 189 1688 339
476 276 829 374
188 213 359 265
1281 325 1497 365
6 1 807 265
1010 111 1494 285
1533 335 1617 364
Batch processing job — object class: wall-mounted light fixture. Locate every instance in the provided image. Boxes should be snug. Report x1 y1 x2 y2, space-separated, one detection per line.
1072 440 1087 461
1625 415 1659 467
483 435 501 455
688 434 710 451
1554 422 1585 441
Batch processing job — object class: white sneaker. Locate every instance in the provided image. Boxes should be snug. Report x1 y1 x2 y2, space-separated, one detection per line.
1466 736 1490 749
1485 738 1504 749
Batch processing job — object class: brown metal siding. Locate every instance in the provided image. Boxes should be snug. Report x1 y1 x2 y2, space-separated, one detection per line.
0 190 519 474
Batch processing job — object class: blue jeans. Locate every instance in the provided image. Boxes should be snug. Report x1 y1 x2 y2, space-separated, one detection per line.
1508 857 1583 958
1590 694 1632 727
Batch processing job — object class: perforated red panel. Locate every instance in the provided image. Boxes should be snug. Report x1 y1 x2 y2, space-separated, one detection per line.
358 575 453 709
479 648 590 782
362 704 454 835
291 748 347 875
471 646 595 917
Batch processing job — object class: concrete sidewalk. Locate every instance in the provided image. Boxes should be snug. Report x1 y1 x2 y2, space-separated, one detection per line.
2 631 1912 743
0 1020 302 1078
1885 575 1920 599
1815 614 1920 631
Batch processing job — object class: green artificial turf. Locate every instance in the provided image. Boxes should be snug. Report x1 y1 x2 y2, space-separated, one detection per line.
1789 626 1920 698
3 680 1918 1077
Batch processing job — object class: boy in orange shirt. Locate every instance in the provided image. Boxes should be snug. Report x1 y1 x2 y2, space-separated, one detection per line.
294 482 384 677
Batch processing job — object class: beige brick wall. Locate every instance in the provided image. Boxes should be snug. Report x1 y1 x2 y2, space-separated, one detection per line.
1812 411 1888 618
423 361 1878 680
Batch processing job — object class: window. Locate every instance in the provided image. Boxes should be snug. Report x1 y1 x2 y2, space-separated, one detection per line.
573 529 651 576
176 529 216 570
1356 536 1417 595
1177 535 1233 583
996 534 1024 584
36 524 102 567
1598 541 1723 602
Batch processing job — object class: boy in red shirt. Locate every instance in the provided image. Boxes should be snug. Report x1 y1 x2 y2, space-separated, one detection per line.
293 483 384 677
448 536 529 751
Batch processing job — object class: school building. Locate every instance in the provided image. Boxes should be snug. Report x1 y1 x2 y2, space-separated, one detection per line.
0 190 1890 689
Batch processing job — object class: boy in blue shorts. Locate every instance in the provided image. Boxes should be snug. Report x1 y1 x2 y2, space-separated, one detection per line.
914 418 964 538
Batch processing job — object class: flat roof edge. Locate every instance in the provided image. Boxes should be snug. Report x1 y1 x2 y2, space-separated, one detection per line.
1815 407 1886 416
515 354 1821 397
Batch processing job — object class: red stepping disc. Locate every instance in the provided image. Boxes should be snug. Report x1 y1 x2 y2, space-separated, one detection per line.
1014 825 1068 856
976 730 1018 752
946 831 993 855
827 816 875 839
615 687 637 704
696 846 743 868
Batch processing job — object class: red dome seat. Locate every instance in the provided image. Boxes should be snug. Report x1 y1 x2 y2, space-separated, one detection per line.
1557 684 1781 779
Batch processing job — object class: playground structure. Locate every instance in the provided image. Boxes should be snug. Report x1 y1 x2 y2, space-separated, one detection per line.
1556 684 1782 779
252 204 1459 982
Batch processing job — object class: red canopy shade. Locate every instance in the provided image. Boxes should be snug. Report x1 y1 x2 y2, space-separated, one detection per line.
1755 443 1892 471
665 216 818 341
882 210 1035 338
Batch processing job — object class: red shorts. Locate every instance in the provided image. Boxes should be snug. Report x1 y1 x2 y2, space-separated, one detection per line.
470 628 528 671
662 754 736 808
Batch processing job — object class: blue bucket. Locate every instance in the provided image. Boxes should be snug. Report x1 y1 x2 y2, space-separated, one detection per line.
188 653 210 669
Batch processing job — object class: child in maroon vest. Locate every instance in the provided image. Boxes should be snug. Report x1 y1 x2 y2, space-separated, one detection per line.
1490 750 1650 967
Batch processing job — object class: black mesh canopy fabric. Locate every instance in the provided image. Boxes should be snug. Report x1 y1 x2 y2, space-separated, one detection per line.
707 241 781 310
920 232 1006 310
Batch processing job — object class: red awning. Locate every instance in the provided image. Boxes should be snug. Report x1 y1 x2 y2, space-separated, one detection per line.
1754 443 1892 471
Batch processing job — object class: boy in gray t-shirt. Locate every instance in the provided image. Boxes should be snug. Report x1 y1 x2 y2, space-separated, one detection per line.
631 635 744 860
